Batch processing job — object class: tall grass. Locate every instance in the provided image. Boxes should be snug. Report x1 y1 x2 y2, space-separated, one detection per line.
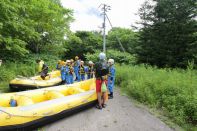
0 63 37 92
116 64 197 130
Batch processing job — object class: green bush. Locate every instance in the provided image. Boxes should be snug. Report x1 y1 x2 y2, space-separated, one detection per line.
116 65 197 130
0 63 35 81
85 49 136 64
0 67 15 81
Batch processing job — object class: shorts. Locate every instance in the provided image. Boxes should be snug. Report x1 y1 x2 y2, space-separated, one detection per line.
96 79 107 93
96 79 102 92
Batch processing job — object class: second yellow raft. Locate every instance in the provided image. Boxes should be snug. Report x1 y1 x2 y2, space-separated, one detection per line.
9 70 62 91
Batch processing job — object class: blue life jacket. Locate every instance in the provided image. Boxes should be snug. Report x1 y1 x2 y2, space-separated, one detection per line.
10 99 17 107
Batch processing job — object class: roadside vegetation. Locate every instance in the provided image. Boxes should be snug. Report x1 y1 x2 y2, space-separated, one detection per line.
116 64 197 130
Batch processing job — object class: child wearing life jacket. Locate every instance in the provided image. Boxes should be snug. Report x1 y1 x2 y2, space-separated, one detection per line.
60 61 67 84
87 61 94 79
65 60 71 84
74 56 80 82
56 60 62 70
79 61 85 81
108 59 116 99
68 60 74 84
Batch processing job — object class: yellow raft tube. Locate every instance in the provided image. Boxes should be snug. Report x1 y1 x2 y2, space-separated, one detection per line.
9 70 62 91
1 79 97 130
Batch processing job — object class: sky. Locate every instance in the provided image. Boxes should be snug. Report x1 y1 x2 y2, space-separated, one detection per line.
61 0 146 32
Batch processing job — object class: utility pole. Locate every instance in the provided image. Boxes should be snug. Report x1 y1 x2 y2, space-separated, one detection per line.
103 4 106 53
100 4 111 54
99 4 126 56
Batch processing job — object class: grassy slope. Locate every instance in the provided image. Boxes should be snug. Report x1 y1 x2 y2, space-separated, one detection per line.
116 64 197 130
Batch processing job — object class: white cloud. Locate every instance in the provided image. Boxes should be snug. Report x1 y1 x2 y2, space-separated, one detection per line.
61 0 146 32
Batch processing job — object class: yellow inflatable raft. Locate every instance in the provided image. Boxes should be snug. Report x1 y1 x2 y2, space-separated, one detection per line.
9 70 62 91
0 79 97 131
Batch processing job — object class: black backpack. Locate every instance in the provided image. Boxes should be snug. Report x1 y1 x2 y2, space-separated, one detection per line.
95 61 109 78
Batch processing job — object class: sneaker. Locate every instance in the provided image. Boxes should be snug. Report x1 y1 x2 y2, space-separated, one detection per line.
102 104 107 108
95 104 102 110
109 95 113 99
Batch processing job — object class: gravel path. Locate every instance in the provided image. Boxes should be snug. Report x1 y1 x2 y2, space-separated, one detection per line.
43 89 173 131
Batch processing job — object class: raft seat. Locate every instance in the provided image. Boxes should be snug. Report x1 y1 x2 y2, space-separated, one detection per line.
44 91 65 100
44 88 85 100
67 87 85 95
17 96 34 106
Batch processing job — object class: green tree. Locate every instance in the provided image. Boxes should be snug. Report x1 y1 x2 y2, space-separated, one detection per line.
0 0 73 61
64 31 102 60
0 0 30 60
137 0 197 68
107 27 139 54
25 0 73 53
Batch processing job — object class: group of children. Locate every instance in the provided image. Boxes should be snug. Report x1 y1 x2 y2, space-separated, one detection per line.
56 56 94 84
36 55 116 100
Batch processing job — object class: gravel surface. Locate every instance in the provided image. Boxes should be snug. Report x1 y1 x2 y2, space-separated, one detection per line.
43 89 173 131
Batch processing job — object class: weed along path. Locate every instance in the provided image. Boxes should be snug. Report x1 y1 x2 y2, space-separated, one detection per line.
43 88 173 131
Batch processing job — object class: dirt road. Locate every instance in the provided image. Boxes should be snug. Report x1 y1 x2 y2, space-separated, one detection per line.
43 89 173 131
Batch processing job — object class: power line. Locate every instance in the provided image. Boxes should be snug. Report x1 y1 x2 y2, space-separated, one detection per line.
105 14 126 53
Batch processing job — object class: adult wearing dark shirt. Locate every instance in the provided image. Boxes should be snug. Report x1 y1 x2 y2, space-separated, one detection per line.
36 59 49 80
94 52 109 109
40 63 49 80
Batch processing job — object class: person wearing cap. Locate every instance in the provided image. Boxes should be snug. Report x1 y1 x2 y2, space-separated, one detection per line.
108 59 116 99
74 56 80 81
56 60 62 70
68 60 74 84
65 60 71 84
70 59 74 66
87 61 94 79
79 61 85 81
60 61 67 84
94 52 109 109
